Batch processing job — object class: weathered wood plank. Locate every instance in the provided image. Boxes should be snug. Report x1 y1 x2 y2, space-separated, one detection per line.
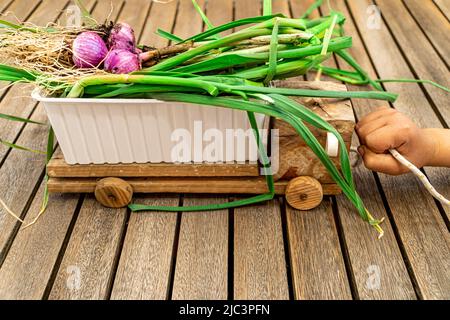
171 196 228 300
234 199 289 300
0 0 12 13
170 0 229 300
0 0 74 261
0 0 96 300
47 196 127 300
280 6 353 298
0 85 39 162
116 0 151 36
286 198 352 300
230 0 288 300
46 0 143 300
433 0 450 21
0 184 79 299
173 0 205 39
139 0 178 47
343 0 450 300
2 0 41 21
110 196 179 300
206 0 233 35
47 156 259 178
234 0 261 31
374 0 450 221
340 138 418 301
404 0 450 67
89 0 125 23
309 1 418 300
272 0 290 15
47 176 342 195
0 0 44 161
376 0 450 125
107 1 180 301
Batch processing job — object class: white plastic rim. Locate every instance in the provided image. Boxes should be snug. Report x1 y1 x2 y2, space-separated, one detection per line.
325 132 339 157
32 89 267 165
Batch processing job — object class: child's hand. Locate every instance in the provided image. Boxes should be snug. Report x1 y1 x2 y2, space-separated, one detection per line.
355 107 437 175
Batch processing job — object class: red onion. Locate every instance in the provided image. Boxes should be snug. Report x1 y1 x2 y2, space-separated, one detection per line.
108 22 136 52
104 49 141 74
72 32 108 68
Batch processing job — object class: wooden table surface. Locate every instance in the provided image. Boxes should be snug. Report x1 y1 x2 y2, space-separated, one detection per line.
0 0 449 300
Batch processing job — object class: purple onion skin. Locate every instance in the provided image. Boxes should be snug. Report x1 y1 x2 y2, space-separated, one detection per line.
104 49 141 74
72 32 108 68
108 22 136 52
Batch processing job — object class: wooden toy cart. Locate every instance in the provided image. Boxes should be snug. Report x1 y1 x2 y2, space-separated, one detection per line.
46 81 355 210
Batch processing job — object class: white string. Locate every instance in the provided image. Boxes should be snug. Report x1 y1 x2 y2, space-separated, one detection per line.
0 197 24 222
389 149 450 207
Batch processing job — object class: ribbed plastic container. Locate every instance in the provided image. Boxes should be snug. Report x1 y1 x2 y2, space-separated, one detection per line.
33 90 267 165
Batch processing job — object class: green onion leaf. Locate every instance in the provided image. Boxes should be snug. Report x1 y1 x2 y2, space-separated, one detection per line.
0 113 45 125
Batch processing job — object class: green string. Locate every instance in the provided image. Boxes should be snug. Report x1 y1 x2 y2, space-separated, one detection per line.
128 112 275 213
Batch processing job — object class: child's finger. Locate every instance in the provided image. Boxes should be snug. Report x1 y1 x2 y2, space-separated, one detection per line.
364 124 407 153
356 117 390 144
356 106 393 128
358 146 408 175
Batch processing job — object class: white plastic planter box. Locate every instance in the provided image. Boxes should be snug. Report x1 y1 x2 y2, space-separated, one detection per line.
33 90 267 165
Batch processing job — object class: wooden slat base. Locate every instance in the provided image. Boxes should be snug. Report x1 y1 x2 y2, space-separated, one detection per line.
47 177 342 195
47 158 260 178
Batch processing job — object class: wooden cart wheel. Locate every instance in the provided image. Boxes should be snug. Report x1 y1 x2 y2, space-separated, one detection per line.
285 176 323 210
94 177 133 208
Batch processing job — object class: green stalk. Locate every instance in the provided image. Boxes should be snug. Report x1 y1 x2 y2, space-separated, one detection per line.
233 32 314 45
231 54 329 80
137 92 383 236
304 17 329 28
263 0 272 16
0 138 46 154
148 29 272 71
270 94 354 188
301 0 324 18
130 104 275 213
67 75 219 98
180 15 282 43
251 17 307 31
0 113 44 125
95 85 203 98
156 29 184 42
337 50 383 91
205 81 398 102
264 18 279 85
306 13 345 36
0 19 40 33
375 79 450 93
174 37 352 74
